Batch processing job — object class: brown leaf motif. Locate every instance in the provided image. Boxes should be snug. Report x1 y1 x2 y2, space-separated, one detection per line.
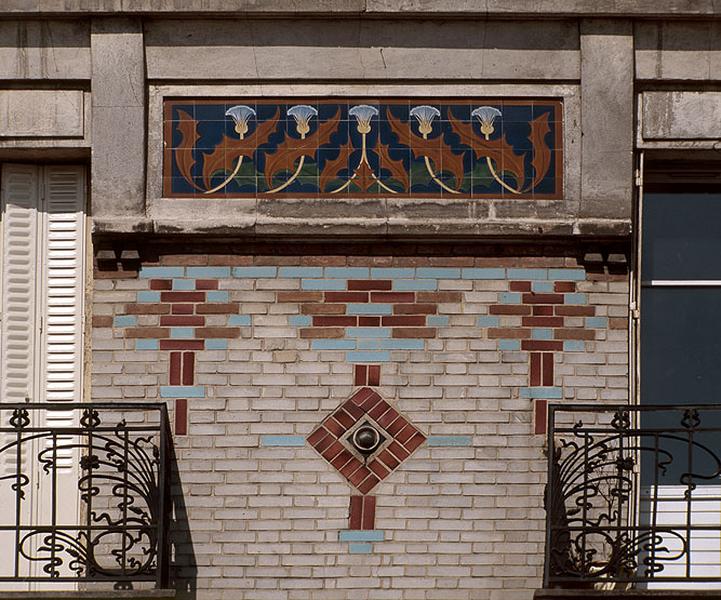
201 108 280 190
263 109 341 188
174 110 202 191
376 142 409 192
319 142 353 192
448 113 526 191
526 112 552 191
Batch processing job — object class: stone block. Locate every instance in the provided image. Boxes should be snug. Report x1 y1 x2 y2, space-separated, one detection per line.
0 90 83 137
642 91 721 140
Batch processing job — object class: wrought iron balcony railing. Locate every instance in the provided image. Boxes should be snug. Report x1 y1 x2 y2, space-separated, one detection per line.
0 402 170 589
544 403 721 589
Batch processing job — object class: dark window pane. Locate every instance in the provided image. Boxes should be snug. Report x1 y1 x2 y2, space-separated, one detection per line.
642 193 721 280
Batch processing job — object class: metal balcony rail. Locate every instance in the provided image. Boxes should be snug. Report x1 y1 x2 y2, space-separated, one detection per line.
0 403 170 589
544 403 721 588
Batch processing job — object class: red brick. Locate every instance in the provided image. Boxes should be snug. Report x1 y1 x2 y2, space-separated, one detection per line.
522 293 564 304
94 269 137 279
169 352 182 385
92 315 113 327
362 496 377 530
403 432 426 453
323 417 345 437
358 474 380 494
377 407 400 429
348 466 371 487
300 328 345 339
172 304 195 314
371 292 415 303
377 449 400 470
348 280 392 291
194 327 240 339
331 449 354 470
150 279 172 290
160 340 205 350
368 400 391 421
509 281 532 292
416 291 462 303
358 317 381 326
312 316 357 327
349 496 363 530
314 433 335 453
340 457 363 478
324 292 368 302
392 327 435 338
488 328 530 339
554 281 576 292
161 291 206 302
388 441 410 461
301 303 347 315
522 316 563 327
277 291 323 302
521 340 563 351
322 441 344 461
542 353 554 386
530 352 541 387
195 303 239 314
360 390 383 411
160 315 205 326
393 303 437 315
535 399 548 435
125 327 169 339
489 305 532 316
125 303 171 315
368 365 380 387
382 315 426 326
554 328 595 340
395 425 416 445
555 305 595 317
354 365 367 386
349 388 374 406
175 398 188 436
208 255 253 266
533 305 554 316
161 255 207 266
368 459 389 479
386 416 407 437
610 317 627 329
334 410 355 429
307 427 328 446
195 279 219 290
343 399 365 419
183 352 195 385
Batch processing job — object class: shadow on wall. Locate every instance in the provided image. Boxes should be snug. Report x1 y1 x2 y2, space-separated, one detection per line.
168 442 197 600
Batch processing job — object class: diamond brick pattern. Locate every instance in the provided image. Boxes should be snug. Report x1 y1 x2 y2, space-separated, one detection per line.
308 387 426 494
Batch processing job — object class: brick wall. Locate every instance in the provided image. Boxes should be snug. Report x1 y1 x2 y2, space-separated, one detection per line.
92 244 629 600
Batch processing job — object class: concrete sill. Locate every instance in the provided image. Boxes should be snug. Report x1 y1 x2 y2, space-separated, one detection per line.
536 589 721 600
0 591 175 600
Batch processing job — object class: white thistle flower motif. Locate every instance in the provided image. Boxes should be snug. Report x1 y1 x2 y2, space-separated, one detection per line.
287 104 318 139
349 104 379 135
471 106 502 138
410 105 441 137
225 105 256 139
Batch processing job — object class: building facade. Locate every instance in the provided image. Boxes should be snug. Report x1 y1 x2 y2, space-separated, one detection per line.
1 2 721 599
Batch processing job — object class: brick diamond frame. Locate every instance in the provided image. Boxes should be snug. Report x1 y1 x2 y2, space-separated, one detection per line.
308 387 426 494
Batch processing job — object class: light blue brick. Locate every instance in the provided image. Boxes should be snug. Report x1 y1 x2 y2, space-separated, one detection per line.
325 267 369 278
499 292 521 304
138 266 185 279
232 266 277 278
427 435 472 447
461 268 505 279
113 315 137 328
427 316 450 326
532 281 554 293
135 339 159 351
549 268 586 281
311 339 356 351
301 279 346 291
348 327 392 338
288 315 312 327
137 291 161 303
586 316 608 329
520 386 562 399
205 339 228 350
564 293 588 305
563 340 586 352
170 327 194 339
416 267 461 279
499 339 521 351
207 290 229 302
371 268 415 278
532 328 553 340
477 316 500 327
393 279 437 291
278 266 323 278
172 279 196 291
348 543 373 554
228 315 252 326
507 268 548 280
347 351 391 363
160 385 205 398
358 339 425 351
339 530 385 542
187 266 231 278
347 303 392 316
261 435 306 447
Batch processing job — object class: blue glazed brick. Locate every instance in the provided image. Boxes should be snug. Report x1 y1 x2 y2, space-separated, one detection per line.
427 315 450 326
347 327 392 338
371 268 415 278
205 339 228 350
347 351 391 363
520 386 562 399
427 435 472 447
289 315 312 327
393 279 437 291
301 279 346 291
170 327 194 339
135 339 159 351
549 268 586 281
206 290 229 302
564 293 588 305
137 291 161 303
113 315 137 328
532 281 554 293
278 266 323 278
507 268 548 280
462 268 505 279
232 266 277 278
416 267 461 279
325 267 370 278
187 266 231 278
347 303 392 316
172 279 196 291
499 292 521 304
477 316 500 327
563 340 586 352
228 315 252 326
358 339 425 351
311 339 356 351
586 316 608 329
531 328 553 340
339 530 385 542
499 339 521 351
261 435 306 447
138 266 185 279
160 385 205 398
348 543 373 554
